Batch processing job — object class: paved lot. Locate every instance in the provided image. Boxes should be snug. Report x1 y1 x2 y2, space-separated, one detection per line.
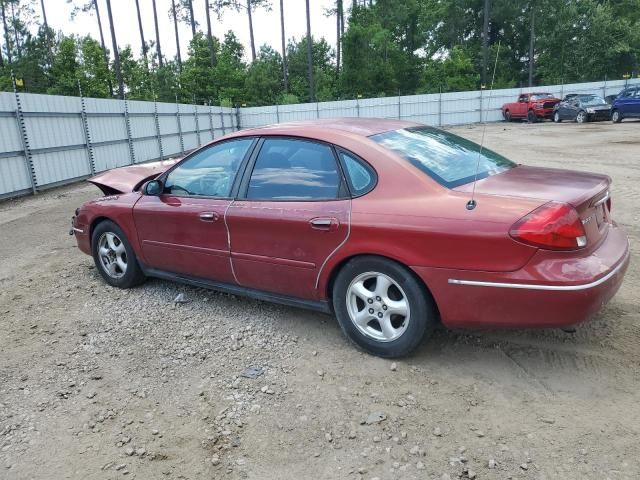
1 120 639 480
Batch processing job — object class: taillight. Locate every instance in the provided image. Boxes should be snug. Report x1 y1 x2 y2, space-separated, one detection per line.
510 202 587 250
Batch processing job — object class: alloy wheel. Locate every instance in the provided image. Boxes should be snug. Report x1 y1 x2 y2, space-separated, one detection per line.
346 272 410 342
98 232 128 279
576 111 586 123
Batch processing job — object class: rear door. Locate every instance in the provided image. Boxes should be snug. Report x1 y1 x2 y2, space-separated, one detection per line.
515 94 529 117
226 137 351 300
631 88 640 117
133 138 255 283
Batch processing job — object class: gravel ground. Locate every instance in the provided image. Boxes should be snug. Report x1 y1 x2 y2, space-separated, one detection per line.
1 120 639 480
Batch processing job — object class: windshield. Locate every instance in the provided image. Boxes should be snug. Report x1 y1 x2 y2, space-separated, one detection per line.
530 93 554 100
578 95 606 106
371 127 515 188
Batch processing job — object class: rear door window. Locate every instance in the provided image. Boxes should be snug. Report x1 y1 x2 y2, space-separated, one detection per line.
246 138 342 200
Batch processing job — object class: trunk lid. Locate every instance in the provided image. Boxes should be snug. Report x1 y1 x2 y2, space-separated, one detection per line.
87 158 180 195
455 165 612 245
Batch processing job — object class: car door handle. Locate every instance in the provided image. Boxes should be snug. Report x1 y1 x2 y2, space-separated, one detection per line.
310 217 339 231
199 212 219 222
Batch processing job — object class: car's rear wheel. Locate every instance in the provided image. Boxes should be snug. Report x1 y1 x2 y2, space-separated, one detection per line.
332 256 437 358
527 110 537 123
92 220 146 288
611 109 622 123
553 111 562 123
576 110 587 123
503 110 511 122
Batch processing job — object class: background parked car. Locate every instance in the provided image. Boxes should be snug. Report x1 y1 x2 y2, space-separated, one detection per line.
611 86 640 122
502 93 561 123
553 94 612 123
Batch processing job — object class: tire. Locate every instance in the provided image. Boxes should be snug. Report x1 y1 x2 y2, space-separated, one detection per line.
332 256 437 358
527 110 537 123
576 110 587 124
91 220 146 288
503 110 511 122
553 111 562 123
611 109 622 123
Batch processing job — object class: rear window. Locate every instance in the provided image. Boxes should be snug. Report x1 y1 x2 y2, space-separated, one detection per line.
370 127 515 188
530 93 554 101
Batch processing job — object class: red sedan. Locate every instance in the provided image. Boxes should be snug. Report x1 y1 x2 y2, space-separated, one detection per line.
71 119 629 358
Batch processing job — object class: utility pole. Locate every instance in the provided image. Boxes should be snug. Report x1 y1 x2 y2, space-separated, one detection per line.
528 2 535 87
105 0 124 99
481 0 490 86
305 0 315 102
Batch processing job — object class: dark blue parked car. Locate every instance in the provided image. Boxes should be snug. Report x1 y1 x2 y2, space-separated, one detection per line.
611 85 640 123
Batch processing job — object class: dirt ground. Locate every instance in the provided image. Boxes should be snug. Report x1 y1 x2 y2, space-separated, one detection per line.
1 120 639 480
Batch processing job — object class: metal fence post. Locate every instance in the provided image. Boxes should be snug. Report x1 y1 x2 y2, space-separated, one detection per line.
356 97 360 117
193 101 201 147
479 88 483 123
154 97 164 161
235 106 241 131
276 104 280 123
123 93 136 164
176 96 185 155
316 102 320 119
78 81 97 174
220 110 226 135
208 103 215 140
12 73 37 194
397 94 401 120
602 76 607 98
438 87 443 127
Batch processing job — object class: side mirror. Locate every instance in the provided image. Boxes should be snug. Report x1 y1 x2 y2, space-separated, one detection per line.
145 179 163 196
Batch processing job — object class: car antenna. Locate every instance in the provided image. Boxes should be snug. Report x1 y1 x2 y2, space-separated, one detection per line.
466 40 501 211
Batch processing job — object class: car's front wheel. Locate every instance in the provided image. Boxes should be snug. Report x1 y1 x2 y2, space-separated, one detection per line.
576 110 587 123
503 110 511 122
332 256 437 358
611 109 622 123
553 111 562 123
92 220 146 288
527 110 537 123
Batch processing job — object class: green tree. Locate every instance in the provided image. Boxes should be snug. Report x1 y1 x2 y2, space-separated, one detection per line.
244 45 283 105
287 36 336 102
47 35 80 95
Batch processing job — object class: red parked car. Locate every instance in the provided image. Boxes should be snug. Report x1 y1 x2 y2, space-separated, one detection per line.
71 119 629 358
502 92 561 122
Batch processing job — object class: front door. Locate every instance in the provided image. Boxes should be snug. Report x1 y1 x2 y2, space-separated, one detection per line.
133 138 255 283
226 137 351 300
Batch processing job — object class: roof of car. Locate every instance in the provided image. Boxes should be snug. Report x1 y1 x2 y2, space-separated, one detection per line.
231 117 421 138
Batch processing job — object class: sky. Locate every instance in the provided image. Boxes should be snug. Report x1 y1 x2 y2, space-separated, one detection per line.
46 0 338 62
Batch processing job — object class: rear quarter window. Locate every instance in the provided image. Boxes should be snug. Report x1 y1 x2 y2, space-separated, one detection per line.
339 151 376 196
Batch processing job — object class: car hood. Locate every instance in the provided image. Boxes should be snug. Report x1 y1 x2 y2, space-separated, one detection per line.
87 158 181 195
454 165 609 207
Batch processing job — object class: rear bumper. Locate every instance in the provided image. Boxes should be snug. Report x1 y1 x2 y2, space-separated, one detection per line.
413 223 630 328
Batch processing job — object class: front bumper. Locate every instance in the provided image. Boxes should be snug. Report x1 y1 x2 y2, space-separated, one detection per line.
534 107 556 119
71 215 91 255
412 223 630 328
587 110 612 121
